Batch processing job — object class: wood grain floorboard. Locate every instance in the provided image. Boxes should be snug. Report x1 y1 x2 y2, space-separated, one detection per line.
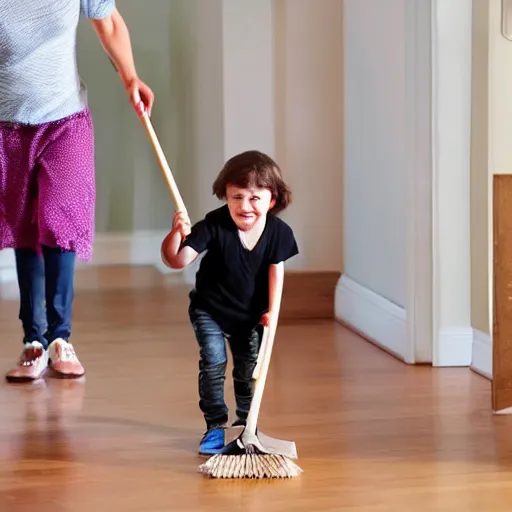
0 265 507 511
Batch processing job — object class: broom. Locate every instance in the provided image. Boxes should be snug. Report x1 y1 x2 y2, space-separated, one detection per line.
133 97 188 216
198 267 302 479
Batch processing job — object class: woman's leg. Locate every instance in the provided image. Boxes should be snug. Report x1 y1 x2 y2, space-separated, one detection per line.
15 248 46 345
5 248 49 382
43 246 83 377
42 246 75 342
36 109 95 377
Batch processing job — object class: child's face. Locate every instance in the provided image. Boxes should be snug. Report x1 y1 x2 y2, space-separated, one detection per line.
225 184 276 231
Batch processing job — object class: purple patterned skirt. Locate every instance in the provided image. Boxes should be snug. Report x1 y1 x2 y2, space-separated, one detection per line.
0 108 95 261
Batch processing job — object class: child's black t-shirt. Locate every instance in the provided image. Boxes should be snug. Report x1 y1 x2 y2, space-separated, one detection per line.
182 205 299 334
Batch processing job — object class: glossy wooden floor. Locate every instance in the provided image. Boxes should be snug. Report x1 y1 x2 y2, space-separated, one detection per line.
0 266 509 511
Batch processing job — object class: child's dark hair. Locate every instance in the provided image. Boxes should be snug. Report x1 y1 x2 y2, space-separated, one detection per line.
212 150 291 214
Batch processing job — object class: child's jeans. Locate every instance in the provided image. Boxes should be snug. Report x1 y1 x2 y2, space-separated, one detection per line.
189 306 261 429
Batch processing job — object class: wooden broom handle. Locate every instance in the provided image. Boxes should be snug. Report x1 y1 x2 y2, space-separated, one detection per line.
245 282 283 436
252 332 266 380
134 101 188 216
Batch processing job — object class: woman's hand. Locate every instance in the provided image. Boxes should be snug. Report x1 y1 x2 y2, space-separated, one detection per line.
126 77 154 117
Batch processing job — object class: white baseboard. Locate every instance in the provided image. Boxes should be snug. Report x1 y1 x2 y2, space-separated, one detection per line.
334 275 485 370
334 275 408 360
0 230 185 283
435 326 473 366
0 266 17 283
0 249 16 283
471 328 492 379
83 230 171 267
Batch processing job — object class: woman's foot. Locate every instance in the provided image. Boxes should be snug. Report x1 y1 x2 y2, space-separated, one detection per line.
5 341 49 382
48 338 84 378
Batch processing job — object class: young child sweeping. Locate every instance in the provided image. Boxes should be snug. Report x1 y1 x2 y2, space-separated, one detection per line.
161 150 299 455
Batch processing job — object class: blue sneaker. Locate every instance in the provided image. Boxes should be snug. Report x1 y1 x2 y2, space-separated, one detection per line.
199 427 225 455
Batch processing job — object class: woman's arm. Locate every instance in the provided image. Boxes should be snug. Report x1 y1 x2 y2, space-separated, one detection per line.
89 8 154 115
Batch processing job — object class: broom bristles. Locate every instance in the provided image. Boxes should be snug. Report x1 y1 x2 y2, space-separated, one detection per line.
198 428 302 479
199 452 302 479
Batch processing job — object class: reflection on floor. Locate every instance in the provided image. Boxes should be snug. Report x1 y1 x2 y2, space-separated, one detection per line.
0 265 506 511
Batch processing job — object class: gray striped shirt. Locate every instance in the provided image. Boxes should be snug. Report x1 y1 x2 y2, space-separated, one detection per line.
0 0 115 125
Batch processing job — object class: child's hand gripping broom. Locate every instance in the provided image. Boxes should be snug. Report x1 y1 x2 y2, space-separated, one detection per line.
198 264 303 479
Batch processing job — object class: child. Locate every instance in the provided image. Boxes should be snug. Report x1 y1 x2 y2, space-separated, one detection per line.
0 1 154 381
161 150 299 455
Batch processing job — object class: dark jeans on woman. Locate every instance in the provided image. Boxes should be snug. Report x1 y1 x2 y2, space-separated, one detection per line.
15 246 75 349
189 306 261 429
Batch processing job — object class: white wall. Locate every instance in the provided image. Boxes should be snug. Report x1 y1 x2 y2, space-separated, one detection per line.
431 0 473 367
342 0 408 307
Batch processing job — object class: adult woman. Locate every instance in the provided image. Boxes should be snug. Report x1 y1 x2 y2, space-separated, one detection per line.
0 0 154 381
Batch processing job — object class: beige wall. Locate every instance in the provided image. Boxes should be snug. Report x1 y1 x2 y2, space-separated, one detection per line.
484 0 512 331
471 0 512 338
274 0 344 271
468 0 512 378
488 0 512 178
470 0 490 336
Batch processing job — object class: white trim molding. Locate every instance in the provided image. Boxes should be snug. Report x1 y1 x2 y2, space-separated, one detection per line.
83 230 169 268
471 328 492 380
335 275 408 361
0 230 189 287
0 249 16 284
436 326 473 366
431 0 473 366
404 0 434 364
